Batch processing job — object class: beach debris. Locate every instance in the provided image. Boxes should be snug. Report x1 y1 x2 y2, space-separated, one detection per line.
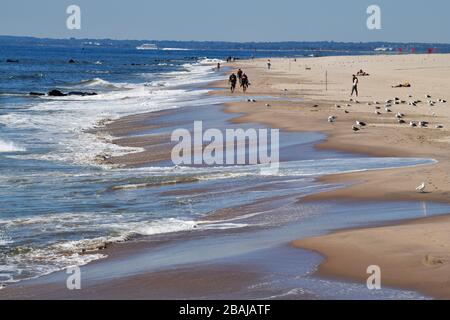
328 116 337 123
409 121 417 127
352 125 360 132
416 182 426 193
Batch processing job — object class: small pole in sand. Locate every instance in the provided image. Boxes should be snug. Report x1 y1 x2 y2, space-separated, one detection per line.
325 71 328 91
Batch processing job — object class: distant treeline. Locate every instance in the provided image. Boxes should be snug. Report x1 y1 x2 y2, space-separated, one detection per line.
1 35 449 53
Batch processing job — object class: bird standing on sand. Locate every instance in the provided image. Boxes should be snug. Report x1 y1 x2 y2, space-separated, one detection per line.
352 125 360 133
416 182 426 193
328 116 337 123
356 121 366 127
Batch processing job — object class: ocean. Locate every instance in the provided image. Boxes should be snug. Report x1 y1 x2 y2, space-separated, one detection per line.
1 38 450 298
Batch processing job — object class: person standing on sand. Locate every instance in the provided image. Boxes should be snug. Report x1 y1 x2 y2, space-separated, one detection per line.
229 73 237 93
217 62 221 70
351 75 359 97
267 59 272 70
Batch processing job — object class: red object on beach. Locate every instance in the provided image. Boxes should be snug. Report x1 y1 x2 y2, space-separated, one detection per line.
428 48 434 54
398 48 403 53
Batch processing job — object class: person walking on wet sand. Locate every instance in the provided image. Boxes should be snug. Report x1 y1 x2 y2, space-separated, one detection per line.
237 68 243 85
241 73 249 92
351 75 359 97
229 73 237 93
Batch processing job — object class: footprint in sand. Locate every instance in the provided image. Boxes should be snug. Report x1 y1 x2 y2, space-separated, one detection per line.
423 254 446 267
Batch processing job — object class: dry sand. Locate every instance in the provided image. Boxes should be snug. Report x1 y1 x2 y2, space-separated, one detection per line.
85 54 450 299
217 54 450 298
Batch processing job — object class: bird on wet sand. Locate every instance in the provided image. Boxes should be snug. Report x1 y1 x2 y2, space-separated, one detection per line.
416 182 426 193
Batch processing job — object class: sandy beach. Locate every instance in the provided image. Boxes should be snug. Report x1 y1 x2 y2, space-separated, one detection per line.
213 54 450 298
4 53 450 300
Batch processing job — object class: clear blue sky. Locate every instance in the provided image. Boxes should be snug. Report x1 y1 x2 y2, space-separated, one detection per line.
1 0 450 43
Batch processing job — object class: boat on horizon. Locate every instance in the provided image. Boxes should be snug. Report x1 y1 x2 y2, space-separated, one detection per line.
136 43 158 50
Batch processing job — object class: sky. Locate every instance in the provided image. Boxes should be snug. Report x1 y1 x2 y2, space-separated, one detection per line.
1 0 450 43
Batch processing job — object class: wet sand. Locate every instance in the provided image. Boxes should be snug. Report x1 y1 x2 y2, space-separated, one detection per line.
4 54 450 299
218 54 450 298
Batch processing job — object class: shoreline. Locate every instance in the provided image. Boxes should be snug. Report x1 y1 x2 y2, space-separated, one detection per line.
4 54 450 299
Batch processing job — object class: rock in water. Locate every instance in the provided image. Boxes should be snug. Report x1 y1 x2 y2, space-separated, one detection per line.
48 89 66 97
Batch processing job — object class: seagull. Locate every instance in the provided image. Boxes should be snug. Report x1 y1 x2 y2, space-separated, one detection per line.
398 119 406 124
375 106 381 110
436 124 444 129
352 125 360 132
426 94 432 99
419 121 428 128
410 121 417 127
328 116 337 123
356 121 367 127
385 108 392 112
395 112 404 119
375 111 381 115
266 103 271 107
312 104 319 108
416 182 426 193
335 104 341 108
344 110 350 114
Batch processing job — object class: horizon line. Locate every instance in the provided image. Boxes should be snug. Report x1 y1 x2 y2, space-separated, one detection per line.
1 34 450 46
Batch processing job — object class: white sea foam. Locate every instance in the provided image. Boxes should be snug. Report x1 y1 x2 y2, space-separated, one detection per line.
0 59 228 167
0 139 26 153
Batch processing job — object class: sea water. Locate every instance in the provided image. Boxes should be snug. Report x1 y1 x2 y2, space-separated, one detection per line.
0 38 445 292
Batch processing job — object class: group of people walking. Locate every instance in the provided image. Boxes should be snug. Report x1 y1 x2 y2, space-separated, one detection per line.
228 68 250 93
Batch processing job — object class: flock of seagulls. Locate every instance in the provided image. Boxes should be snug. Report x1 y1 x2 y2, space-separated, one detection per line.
327 94 447 134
